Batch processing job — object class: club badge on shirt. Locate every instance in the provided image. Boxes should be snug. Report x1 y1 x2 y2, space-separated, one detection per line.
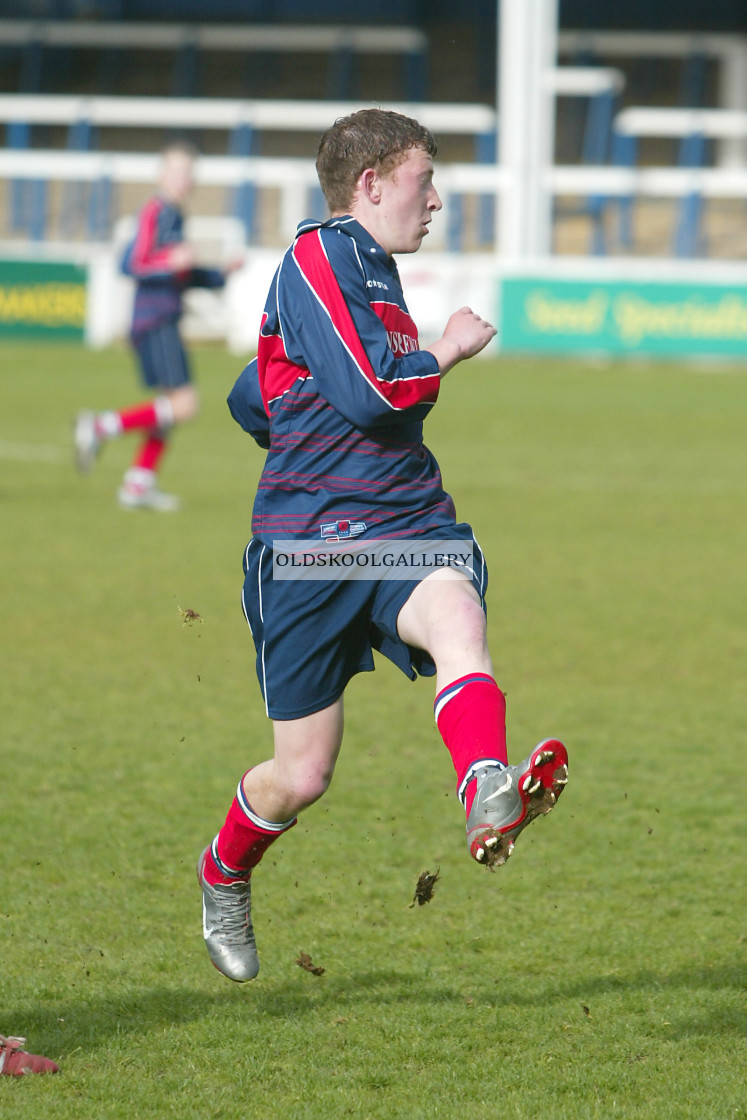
320 519 367 542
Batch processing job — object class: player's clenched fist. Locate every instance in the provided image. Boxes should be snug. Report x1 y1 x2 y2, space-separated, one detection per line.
428 305 497 375
444 306 497 356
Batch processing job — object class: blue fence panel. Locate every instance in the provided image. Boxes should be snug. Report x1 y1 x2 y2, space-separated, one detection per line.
227 122 258 241
674 131 708 257
6 120 50 240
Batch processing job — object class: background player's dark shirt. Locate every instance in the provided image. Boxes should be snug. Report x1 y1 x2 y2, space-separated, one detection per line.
121 194 225 339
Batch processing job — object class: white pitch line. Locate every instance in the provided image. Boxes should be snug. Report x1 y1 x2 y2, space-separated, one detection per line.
0 439 66 464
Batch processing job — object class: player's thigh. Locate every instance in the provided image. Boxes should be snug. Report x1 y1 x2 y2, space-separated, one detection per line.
396 568 487 658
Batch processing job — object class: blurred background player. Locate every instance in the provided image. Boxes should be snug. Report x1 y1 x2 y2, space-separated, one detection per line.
0 1034 58 1077
74 140 241 511
196 109 569 983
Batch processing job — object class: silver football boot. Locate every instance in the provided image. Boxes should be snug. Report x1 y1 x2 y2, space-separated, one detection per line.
197 847 259 982
74 410 101 474
466 739 568 868
118 481 181 512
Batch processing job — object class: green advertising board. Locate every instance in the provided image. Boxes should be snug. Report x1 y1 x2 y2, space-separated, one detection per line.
500 277 747 356
0 260 87 340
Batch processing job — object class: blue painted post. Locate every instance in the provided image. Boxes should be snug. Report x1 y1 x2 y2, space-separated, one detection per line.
61 117 94 238
172 40 200 98
89 176 114 242
476 130 497 248
679 51 707 109
7 121 31 233
674 131 707 257
19 38 43 93
327 45 354 99
27 179 47 242
446 192 465 252
673 51 708 257
7 119 49 240
309 185 328 224
404 46 427 101
228 123 257 242
611 130 637 252
582 89 615 255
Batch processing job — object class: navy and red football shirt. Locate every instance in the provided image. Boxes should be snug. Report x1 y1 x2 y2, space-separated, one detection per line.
228 216 458 542
121 194 226 339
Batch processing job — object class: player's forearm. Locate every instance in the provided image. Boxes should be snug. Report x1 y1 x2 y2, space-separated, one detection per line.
189 267 226 290
426 307 498 376
424 337 464 377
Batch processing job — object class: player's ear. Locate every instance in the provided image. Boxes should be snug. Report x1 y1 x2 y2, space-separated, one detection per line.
358 167 382 204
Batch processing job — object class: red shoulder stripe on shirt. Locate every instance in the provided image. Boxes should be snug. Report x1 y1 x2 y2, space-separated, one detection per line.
257 312 309 410
291 230 439 412
130 198 176 274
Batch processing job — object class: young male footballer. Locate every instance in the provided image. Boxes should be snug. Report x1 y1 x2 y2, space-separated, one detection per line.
197 109 569 981
74 141 240 511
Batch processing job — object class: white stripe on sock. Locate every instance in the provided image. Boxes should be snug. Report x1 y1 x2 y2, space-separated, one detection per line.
458 758 505 805
236 779 296 832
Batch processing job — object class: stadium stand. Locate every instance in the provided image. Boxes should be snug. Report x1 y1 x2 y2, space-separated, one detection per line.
0 20 429 101
0 95 499 246
2 6 747 258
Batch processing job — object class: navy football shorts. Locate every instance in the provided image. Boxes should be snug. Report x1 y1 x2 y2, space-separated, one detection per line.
132 321 191 390
241 523 488 720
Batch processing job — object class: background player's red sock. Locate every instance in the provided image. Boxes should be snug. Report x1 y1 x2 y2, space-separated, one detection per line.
133 434 167 474
435 673 508 814
118 402 160 431
202 773 297 885
95 396 174 438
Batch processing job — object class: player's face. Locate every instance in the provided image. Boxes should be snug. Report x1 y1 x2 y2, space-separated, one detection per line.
160 151 195 205
376 147 442 255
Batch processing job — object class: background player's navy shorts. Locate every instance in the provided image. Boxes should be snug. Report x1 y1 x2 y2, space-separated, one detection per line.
241 523 488 720
132 321 191 390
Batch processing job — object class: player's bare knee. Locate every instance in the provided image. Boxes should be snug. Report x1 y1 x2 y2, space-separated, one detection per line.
401 580 487 661
285 766 333 809
167 386 199 424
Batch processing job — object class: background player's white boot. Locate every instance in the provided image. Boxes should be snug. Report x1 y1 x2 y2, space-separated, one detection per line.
118 467 181 512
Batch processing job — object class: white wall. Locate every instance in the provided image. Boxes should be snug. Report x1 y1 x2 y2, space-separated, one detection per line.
85 245 503 356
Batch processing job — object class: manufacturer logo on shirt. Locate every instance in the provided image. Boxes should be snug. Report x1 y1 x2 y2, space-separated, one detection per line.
320 519 367 542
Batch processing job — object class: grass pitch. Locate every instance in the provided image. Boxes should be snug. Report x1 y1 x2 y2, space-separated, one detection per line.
1 342 745 1119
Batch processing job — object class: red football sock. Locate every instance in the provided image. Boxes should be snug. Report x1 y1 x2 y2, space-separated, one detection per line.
117 401 162 432
133 434 167 473
202 773 297 885
435 673 508 814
